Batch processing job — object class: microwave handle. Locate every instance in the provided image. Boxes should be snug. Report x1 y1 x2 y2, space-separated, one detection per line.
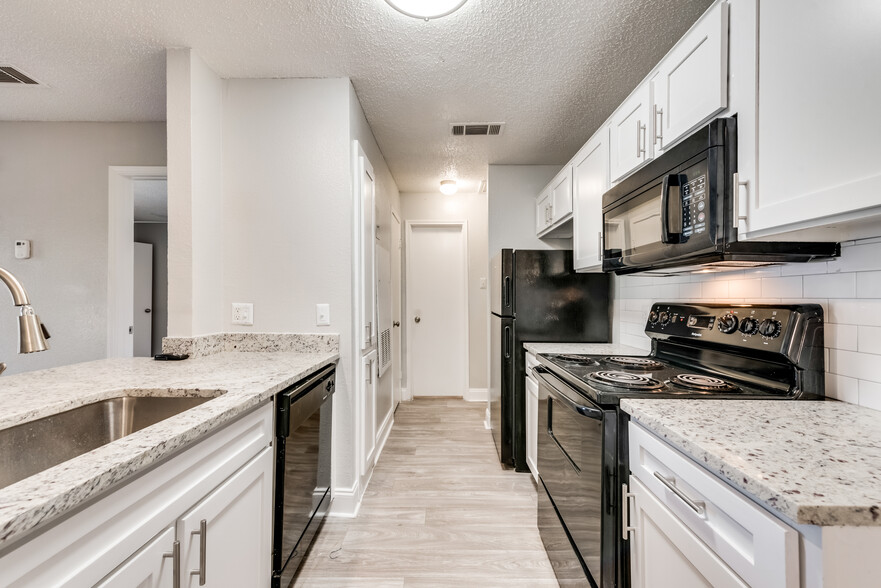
661 174 684 244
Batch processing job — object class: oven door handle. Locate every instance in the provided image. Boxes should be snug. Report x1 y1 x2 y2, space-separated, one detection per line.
534 366 604 421
661 174 684 244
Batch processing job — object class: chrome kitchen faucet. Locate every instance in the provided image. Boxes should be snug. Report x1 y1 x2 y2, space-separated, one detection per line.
0 267 49 375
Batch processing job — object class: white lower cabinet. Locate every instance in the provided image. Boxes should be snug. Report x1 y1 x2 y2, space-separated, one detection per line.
525 352 540 482
629 476 746 588
0 404 274 588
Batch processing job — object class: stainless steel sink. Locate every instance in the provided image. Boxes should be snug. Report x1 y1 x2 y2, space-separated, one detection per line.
0 395 218 490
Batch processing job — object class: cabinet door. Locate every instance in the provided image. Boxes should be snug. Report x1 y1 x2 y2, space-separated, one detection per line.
653 1 728 153
550 165 573 224
610 82 652 182
179 446 273 588
525 374 539 482
96 526 175 588
355 141 377 351
573 129 609 271
535 190 551 235
628 477 748 588
743 0 881 239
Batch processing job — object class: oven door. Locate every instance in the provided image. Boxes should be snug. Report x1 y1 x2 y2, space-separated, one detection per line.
603 153 724 273
535 366 610 587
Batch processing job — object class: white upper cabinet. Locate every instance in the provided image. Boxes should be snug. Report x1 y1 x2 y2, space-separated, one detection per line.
610 83 652 182
536 165 574 238
737 0 881 241
652 1 728 153
572 127 609 272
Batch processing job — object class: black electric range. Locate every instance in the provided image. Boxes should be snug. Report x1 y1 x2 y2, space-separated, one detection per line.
534 302 825 588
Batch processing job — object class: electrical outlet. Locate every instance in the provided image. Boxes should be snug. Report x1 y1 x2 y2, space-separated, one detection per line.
316 303 330 326
479 277 487 289
232 303 253 326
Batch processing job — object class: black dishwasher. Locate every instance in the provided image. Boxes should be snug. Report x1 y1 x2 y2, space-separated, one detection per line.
272 363 335 588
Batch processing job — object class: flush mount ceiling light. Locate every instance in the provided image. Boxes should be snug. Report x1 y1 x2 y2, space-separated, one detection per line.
385 0 468 20
439 180 458 195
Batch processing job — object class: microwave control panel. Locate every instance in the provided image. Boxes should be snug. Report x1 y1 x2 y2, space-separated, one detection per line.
680 175 707 238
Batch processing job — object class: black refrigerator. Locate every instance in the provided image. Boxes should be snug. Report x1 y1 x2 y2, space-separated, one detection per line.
490 249 610 471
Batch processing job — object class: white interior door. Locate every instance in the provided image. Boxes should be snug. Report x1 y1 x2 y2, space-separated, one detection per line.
391 211 403 407
133 242 153 357
406 222 468 397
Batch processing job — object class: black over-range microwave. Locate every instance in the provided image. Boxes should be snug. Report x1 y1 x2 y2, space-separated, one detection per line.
601 117 839 275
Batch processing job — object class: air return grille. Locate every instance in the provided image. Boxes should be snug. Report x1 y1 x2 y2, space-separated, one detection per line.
378 328 392 377
451 123 504 136
0 66 39 85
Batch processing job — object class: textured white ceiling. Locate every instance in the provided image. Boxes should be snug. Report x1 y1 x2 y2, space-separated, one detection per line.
2 0 712 193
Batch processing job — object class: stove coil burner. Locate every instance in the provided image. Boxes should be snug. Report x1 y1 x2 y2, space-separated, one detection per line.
671 374 740 393
587 370 664 390
553 354 599 366
602 356 665 370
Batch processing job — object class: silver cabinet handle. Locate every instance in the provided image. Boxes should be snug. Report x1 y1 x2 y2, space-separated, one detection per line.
653 471 705 516
190 519 207 585
636 120 647 158
597 231 603 262
162 540 181 588
732 173 749 229
393 321 400 327
622 484 636 540
654 104 663 146
365 321 372 341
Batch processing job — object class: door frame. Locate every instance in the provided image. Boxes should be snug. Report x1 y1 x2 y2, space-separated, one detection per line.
107 166 167 358
404 220 469 400
391 209 403 408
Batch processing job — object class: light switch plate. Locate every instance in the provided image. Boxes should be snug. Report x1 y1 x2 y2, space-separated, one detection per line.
232 303 253 326
15 240 31 259
479 277 487 289
316 303 330 326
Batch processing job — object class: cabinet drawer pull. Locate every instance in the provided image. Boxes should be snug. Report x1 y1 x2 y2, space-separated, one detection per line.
597 231 603 262
190 519 207 585
654 471 705 516
622 484 636 540
162 539 181 588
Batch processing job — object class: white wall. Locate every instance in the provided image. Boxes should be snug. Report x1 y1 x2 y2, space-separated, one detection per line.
134 222 168 355
612 238 881 409
0 122 166 374
166 49 224 338
400 192 489 392
487 164 566 255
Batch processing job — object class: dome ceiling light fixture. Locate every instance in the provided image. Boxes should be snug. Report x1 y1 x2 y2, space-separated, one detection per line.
439 180 458 195
384 0 468 21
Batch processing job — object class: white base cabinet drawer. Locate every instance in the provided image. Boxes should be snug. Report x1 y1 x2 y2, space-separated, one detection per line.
628 422 798 588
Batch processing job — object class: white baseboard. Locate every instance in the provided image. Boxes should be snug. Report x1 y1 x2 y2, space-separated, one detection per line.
329 481 362 518
485 406 491 430
465 387 488 402
375 410 394 462
402 387 411 401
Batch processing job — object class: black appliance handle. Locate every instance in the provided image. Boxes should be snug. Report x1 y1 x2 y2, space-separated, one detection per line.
661 174 684 244
534 366 604 421
504 326 512 359
503 276 511 309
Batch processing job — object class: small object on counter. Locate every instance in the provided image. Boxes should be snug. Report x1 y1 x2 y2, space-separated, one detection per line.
153 353 189 361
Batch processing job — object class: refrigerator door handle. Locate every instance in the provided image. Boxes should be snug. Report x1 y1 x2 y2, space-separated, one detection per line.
504 326 511 359
503 276 511 310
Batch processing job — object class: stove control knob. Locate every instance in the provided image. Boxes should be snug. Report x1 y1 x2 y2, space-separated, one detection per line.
717 314 739 334
658 311 670 325
648 311 659 324
739 317 759 335
758 318 782 338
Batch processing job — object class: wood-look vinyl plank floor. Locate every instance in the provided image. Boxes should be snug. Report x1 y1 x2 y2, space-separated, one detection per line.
294 398 558 587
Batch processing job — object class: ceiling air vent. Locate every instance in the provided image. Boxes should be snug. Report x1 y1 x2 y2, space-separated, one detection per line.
451 123 504 137
0 66 40 85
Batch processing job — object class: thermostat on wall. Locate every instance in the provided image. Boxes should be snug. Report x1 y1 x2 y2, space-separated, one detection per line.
14 240 31 259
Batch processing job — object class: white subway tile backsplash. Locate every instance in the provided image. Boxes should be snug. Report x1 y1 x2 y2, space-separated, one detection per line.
826 373 860 404
826 241 881 274
827 299 881 326
826 324 859 351
679 282 702 298
859 326 881 355
829 349 881 383
780 261 830 276
857 271 881 299
803 273 856 298
728 278 762 299
761 276 803 298
701 280 729 298
858 380 881 412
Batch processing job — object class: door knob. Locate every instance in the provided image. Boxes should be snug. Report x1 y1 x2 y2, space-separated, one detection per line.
144 308 152 313
393 321 400 327
414 316 421 323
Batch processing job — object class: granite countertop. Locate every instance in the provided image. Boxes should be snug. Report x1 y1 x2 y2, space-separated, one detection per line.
622 399 881 527
523 342 647 355
0 349 337 549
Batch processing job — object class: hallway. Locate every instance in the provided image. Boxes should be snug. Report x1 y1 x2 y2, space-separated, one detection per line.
294 398 558 587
